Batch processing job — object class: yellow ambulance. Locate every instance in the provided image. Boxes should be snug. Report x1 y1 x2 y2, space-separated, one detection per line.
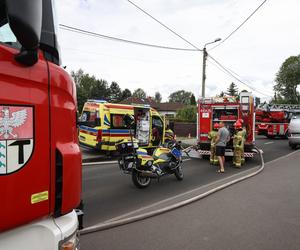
78 100 169 153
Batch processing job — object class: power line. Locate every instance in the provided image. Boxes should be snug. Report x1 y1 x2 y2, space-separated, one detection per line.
207 54 272 97
209 0 267 51
59 24 199 52
126 0 202 51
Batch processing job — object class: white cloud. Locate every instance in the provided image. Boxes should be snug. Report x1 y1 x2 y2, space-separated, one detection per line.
57 0 300 102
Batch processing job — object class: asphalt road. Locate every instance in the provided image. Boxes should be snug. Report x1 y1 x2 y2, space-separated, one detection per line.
81 149 300 250
81 136 293 228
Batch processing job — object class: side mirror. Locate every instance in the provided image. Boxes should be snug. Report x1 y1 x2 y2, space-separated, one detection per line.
6 0 42 65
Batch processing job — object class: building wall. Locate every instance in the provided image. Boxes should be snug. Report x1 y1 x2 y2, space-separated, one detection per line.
171 122 196 137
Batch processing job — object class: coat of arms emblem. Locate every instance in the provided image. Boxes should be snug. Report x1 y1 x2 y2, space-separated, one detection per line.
0 105 34 175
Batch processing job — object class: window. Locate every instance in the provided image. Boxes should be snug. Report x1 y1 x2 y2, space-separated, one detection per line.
152 116 163 128
79 110 100 128
0 23 21 49
111 114 127 129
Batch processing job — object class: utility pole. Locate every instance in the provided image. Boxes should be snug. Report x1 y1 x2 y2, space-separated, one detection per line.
201 47 207 98
201 38 221 98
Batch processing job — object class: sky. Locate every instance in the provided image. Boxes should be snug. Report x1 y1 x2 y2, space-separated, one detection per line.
57 0 300 102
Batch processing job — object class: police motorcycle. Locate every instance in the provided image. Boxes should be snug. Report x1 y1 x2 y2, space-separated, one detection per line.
115 114 184 188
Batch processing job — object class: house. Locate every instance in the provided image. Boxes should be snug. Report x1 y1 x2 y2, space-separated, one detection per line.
119 97 186 118
156 102 186 118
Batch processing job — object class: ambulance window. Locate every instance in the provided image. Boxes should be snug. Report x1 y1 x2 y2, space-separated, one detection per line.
111 114 127 129
80 110 99 127
152 116 163 128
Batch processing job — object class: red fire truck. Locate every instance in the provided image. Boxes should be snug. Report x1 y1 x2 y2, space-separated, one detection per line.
256 103 300 138
197 92 256 158
0 1 82 249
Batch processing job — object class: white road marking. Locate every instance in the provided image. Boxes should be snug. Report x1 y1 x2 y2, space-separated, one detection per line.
264 141 274 145
83 160 118 166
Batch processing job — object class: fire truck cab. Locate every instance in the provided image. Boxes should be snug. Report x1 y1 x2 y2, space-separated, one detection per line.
197 92 255 158
0 1 81 249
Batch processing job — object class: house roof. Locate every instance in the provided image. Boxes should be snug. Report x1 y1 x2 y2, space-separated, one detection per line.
156 102 186 111
119 98 187 112
119 97 159 109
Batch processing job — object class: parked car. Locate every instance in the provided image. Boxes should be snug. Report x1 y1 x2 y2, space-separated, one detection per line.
288 112 300 149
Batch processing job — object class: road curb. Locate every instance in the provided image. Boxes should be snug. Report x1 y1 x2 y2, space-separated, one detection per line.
80 147 265 235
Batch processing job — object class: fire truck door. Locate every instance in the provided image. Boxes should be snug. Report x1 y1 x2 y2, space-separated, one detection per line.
0 42 50 231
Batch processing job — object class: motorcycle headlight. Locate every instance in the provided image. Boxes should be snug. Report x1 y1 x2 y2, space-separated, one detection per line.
147 160 153 167
121 143 126 148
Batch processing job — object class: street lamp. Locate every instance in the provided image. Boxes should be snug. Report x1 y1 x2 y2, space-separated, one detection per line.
201 38 221 98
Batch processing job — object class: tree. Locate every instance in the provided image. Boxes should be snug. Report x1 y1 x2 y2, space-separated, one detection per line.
71 69 110 111
190 94 196 105
72 69 97 111
109 81 122 102
168 90 193 105
176 106 197 122
132 88 147 99
226 82 239 96
274 55 300 104
255 97 261 107
90 79 110 100
154 91 162 103
120 88 132 101
218 91 225 97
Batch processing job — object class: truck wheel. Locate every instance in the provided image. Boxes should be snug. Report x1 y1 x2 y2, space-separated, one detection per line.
174 164 184 181
132 170 151 188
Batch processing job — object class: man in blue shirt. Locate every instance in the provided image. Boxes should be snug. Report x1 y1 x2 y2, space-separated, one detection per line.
215 122 230 173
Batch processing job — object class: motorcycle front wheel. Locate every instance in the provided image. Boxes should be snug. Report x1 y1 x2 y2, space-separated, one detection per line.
132 169 151 188
174 163 184 181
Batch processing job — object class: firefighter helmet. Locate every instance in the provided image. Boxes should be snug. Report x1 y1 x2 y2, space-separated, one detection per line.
213 123 219 129
234 121 242 129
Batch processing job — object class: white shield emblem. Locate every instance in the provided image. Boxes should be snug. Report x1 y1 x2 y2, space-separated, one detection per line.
0 105 34 175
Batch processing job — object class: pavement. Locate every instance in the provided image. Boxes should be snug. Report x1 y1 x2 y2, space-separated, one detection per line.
81 150 300 250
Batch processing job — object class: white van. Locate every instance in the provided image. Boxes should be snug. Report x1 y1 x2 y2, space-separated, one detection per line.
288 112 300 149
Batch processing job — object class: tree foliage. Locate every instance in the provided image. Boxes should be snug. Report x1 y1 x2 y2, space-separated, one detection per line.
190 94 196 105
176 106 197 122
226 82 239 96
132 88 147 99
154 91 162 103
121 88 132 100
72 69 132 111
109 81 122 103
274 55 300 104
168 90 193 105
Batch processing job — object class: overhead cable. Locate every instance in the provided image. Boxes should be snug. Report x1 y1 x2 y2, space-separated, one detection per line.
209 0 267 51
207 54 272 97
126 0 202 51
60 24 199 52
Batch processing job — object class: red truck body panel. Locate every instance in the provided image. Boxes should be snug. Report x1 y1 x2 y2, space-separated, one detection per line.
0 44 81 232
197 93 255 154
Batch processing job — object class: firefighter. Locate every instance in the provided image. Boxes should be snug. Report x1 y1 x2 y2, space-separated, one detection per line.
237 119 246 164
232 121 245 168
208 123 219 165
